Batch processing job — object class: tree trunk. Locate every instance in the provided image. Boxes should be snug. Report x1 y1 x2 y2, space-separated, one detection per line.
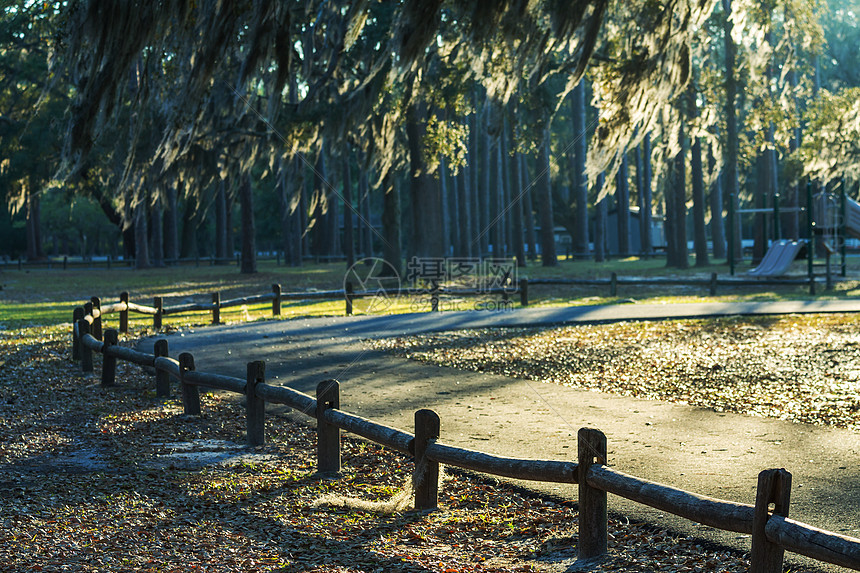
359 170 373 257
522 154 538 260
507 120 526 267
785 69 801 240
381 172 402 277
640 135 654 255
163 182 179 262
25 188 42 260
215 179 229 264
239 172 257 274
691 136 709 266
457 152 473 258
709 143 727 259
441 156 452 257
134 200 150 269
151 192 164 267
406 102 444 259
279 157 303 266
445 157 459 257
179 198 198 259
722 0 742 261
616 152 630 257
571 81 589 258
595 174 607 263
479 102 492 257
536 127 557 266
490 135 503 256
310 148 329 257
342 149 355 268
670 124 689 269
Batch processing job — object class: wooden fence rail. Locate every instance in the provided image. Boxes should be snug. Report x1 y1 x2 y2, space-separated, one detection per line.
68 298 860 572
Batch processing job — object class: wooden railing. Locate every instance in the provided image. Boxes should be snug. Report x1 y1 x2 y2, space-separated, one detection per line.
518 272 817 305
70 300 860 572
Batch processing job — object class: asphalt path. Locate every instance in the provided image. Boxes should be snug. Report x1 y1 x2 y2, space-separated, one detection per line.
138 301 860 571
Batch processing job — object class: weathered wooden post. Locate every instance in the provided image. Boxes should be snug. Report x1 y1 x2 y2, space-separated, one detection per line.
578 427 608 560
520 278 529 307
710 273 718 297
609 273 618 297
246 361 266 447
272 284 282 316
72 306 84 361
84 300 93 323
431 280 439 312
750 468 792 573
101 329 118 386
212 292 221 325
91 296 103 341
316 379 341 473
414 409 440 510
119 291 129 334
153 296 163 330
78 319 94 374
345 281 354 316
179 353 200 415
153 339 170 398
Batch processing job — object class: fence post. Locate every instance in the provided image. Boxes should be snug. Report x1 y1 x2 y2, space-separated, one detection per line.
345 281 354 316
431 281 439 312
84 300 93 323
72 307 84 361
414 409 441 510
750 468 792 573
212 292 221 325
520 278 529 307
246 361 266 447
154 296 163 330
101 329 118 386
272 284 281 316
91 296 103 341
578 427 608 560
316 379 341 473
153 339 170 398
119 291 129 334
78 319 94 374
609 273 618 297
179 353 200 415
710 273 718 297
63 256 67 271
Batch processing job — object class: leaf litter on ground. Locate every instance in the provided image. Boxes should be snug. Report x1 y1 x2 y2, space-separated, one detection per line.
0 322 824 572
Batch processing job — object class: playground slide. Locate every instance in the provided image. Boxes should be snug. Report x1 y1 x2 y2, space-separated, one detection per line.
845 196 860 240
748 240 804 277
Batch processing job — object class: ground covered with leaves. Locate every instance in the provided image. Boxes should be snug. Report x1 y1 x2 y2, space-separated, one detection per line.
373 314 860 432
0 324 822 572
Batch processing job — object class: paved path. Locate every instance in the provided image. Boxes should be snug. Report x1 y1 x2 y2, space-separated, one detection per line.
139 302 860 571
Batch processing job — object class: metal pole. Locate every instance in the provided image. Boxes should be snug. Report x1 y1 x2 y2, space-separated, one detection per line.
728 191 735 275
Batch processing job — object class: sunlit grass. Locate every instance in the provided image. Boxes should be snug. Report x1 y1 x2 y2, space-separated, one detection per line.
2 255 858 328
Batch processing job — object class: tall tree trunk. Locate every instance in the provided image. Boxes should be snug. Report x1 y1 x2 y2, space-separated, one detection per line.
151 192 164 267
25 188 42 260
457 153 473 258
571 81 589 257
709 143 727 259
479 102 492 257
359 171 372 257
671 124 689 269
595 174 607 262
490 136 503 256
406 102 444 259
616 152 630 256
310 148 329 257
522 155 538 260
506 120 526 267
722 0 742 261
134 200 150 269
640 135 654 255
381 172 402 276
445 157 459 257
179 198 198 259
163 182 179 262
215 179 229 263
691 136 709 266
279 157 303 266
441 156 452 257
342 149 355 268
536 127 557 266
239 172 257 274
785 69 801 240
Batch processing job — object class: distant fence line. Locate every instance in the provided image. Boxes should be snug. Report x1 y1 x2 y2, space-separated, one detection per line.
68 296 860 572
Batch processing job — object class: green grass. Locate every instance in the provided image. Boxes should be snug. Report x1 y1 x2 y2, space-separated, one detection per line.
2 255 859 328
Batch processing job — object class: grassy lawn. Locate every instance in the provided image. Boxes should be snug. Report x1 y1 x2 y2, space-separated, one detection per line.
2 255 860 328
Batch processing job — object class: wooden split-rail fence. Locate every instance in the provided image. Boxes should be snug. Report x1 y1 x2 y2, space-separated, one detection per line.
69 293 860 572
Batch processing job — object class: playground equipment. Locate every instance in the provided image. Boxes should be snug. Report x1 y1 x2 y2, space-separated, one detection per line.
730 180 855 286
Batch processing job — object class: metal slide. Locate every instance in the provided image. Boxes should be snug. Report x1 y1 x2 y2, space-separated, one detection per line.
748 240 804 277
